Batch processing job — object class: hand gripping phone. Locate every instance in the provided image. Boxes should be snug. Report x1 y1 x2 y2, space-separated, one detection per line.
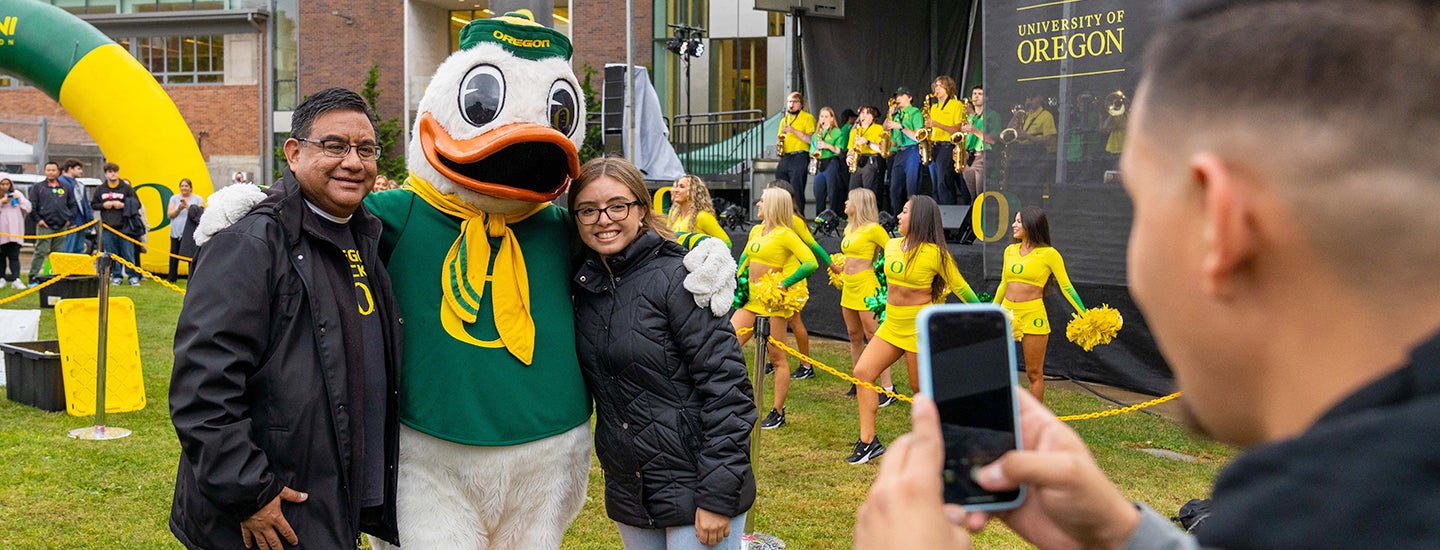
917 303 1025 510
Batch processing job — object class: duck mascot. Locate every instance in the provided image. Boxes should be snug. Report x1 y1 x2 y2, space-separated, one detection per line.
198 10 737 549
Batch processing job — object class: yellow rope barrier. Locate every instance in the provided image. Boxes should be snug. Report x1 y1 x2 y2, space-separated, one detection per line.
0 219 98 239
0 252 102 306
101 223 193 262
106 253 187 296
736 326 1183 422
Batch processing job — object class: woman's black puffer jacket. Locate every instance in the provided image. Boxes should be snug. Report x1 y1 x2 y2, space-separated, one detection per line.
573 230 757 528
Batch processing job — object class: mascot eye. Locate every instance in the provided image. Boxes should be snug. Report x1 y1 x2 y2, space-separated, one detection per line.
459 64 506 127
548 79 579 136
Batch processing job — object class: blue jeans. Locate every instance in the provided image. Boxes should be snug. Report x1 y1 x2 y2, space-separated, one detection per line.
889 145 922 213
62 230 88 254
812 158 843 216
101 231 136 281
615 512 748 550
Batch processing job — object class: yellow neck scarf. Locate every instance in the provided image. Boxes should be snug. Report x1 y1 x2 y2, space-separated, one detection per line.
407 174 549 365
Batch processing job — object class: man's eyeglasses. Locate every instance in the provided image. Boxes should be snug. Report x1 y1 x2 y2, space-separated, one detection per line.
575 201 641 225
296 138 382 161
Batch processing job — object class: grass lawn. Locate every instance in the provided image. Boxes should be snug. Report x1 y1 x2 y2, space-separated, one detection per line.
1 281 1233 549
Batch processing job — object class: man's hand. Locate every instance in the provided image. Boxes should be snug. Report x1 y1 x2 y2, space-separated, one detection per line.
240 487 308 549
963 390 1140 550
883 120 901 131
694 507 731 546
37 220 48 229
855 396 972 550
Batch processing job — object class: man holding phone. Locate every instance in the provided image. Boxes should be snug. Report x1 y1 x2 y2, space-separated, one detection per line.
857 1 1440 548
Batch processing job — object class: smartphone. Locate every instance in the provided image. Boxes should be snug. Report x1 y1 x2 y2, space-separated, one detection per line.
917 303 1025 510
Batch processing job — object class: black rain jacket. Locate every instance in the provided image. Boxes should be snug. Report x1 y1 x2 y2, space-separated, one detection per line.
573 230 757 528
168 172 402 548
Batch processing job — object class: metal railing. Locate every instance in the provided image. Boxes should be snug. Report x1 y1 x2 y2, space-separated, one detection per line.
669 109 765 177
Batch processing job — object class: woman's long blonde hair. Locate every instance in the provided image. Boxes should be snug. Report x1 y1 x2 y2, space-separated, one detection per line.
667 174 715 233
569 157 676 241
844 187 879 235
758 187 795 234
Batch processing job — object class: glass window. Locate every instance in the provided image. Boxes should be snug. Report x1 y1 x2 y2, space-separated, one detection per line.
0 74 32 88
449 7 493 53
87 0 122 14
273 0 298 110
53 0 87 15
710 38 767 113
768 13 785 37
128 34 225 85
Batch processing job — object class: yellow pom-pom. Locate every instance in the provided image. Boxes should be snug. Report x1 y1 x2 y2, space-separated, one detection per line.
1066 305 1124 352
830 253 847 268
827 268 844 290
1005 308 1024 342
754 271 807 317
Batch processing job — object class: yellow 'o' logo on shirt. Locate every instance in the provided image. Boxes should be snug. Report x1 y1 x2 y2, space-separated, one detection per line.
1011 263 1024 274
842 237 852 249
749 242 761 253
889 260 904 273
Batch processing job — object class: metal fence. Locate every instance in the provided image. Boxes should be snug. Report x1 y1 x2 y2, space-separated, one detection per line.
668 109 765 179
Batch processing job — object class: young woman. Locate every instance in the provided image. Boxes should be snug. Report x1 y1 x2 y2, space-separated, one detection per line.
166 178 205 282
732 186 818 430
765 180 830 380
0 177 33 289
667 174 731 248
829 188 895 402
847 106 887 194
848 195 979 464
809 107 848 216
993 206 1087 401
570 158 756 549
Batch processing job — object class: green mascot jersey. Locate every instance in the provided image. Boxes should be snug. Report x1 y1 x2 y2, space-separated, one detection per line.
367 190 590 445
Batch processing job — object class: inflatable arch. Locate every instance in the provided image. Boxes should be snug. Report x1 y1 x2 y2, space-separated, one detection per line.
0 0 213 273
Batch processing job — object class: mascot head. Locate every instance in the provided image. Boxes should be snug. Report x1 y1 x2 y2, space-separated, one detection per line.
408 10 585 214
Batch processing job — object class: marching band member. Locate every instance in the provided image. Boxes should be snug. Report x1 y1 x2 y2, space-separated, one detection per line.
775 92 816 215
810 107 849 216
846 106 888 196
961 85 1001 204
668 174 732 248
924 76 967 205
882 87 926 215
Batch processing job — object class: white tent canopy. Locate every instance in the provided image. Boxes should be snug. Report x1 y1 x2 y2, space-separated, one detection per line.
0 130 36 164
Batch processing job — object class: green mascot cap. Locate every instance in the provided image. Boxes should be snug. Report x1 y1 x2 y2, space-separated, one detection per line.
457 9 573 61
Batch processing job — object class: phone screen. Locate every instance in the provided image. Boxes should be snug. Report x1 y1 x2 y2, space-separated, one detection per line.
925 309 1022 507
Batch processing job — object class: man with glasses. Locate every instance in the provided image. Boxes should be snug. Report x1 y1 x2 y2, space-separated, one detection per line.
169 87 402 550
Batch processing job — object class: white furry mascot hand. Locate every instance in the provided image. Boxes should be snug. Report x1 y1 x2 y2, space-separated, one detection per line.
192 183 266 247
683 237 738 317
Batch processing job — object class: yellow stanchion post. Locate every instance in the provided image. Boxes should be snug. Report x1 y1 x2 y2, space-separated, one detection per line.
744 316 784 550
67 251 131 440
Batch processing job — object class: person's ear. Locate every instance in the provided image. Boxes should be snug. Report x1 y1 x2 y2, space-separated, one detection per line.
283 138 302 171
1191 153 1258 299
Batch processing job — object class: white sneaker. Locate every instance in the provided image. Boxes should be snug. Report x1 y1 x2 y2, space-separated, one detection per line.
8 279 23 289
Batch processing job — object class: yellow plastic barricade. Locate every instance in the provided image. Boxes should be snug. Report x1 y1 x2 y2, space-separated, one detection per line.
47 253 97 277
54 297 146 416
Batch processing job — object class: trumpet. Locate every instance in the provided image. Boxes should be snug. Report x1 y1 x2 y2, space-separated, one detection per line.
878 98 897 158
1106 90 1127 117
917 93 935 165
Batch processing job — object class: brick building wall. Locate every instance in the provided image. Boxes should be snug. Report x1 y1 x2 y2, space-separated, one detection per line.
298 0 406 126
572 0 654 78
0 84 260 161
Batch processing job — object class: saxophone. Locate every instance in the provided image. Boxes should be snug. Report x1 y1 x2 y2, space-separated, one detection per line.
777 113 790 156
847 124 864 173
917 94 935 165
878 98 896 158
952 98 973 173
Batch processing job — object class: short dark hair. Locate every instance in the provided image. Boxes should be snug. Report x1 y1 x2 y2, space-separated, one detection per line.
971 85 984 93
103 162 119 173
44 161 58 169
840 108 858 123
62 158 82 171
290 87 377 140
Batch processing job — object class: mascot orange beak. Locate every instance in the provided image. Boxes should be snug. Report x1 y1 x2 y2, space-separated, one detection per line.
418 113 581 202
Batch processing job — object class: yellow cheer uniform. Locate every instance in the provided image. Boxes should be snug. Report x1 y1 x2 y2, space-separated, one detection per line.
839 223 890 311
992 243 1085 335
848 122 888 156
739 224 819 316
927 97 965 143
670 210 731 248
874 238 980 352
778 214 830 307
778 110 818 154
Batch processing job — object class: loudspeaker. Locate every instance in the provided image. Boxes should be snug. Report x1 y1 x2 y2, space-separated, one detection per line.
602 65 627 156
939 204 977 244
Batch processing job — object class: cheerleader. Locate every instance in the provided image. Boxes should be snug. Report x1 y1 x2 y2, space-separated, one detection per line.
993 206 1086 401
847 195 979 464
829 188 896 402
766 180 830 380
732 187 819 430
668 174 732 248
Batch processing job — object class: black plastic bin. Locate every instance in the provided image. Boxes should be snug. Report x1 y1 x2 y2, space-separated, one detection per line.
33 275 100 308
2 340 66 412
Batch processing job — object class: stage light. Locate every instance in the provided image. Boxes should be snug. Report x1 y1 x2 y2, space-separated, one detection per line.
813 209 842 237
878 211 898 234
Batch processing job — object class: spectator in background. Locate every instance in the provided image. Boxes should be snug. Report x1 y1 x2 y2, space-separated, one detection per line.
0 176 32 289
166 178 204 282
59 158 93 254
27 161 75 287
92 163 141 285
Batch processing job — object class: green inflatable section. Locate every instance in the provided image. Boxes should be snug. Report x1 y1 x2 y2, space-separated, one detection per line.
0 0 110 97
